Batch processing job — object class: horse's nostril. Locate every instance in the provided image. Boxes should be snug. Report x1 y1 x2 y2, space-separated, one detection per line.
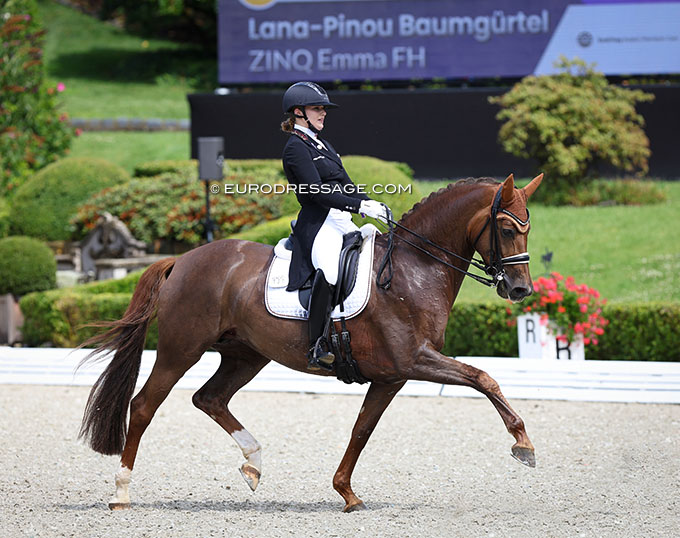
510 287 531 301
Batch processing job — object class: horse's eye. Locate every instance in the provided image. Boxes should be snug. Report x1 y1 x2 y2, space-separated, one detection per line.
502 228 515 239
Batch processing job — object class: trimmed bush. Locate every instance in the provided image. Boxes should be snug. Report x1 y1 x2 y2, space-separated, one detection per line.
9 157 130 240
134 160 198 178
444 301 680 361
231 214 296 246
0 0 74 194
490 57 654 203
228 159 285 177
19 289 159 348
72 268 145 294
19 268 157 347
442 303 519 358
586 303 680 362
0 235 56 296
343 155 422 221
74 169 285 245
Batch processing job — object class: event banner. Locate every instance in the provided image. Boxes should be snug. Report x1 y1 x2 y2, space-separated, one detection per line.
218 0 680 84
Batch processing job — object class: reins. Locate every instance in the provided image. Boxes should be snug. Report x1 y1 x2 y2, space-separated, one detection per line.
375 186 530 290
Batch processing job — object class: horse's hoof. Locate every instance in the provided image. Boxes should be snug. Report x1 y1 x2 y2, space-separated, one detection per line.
240 463 261 492
343 501 367 513
108 502 131 511
511 445 536 468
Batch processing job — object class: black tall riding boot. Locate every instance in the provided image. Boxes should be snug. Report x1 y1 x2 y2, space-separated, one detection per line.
307 270 335 371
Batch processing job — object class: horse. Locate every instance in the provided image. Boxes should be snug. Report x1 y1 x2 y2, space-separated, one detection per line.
78 172 543 512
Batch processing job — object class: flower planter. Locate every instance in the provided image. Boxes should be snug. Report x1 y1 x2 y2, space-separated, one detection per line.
517 313 584 360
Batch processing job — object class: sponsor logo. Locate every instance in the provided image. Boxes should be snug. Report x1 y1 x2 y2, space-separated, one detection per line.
239 0 278 10
578 31 593 47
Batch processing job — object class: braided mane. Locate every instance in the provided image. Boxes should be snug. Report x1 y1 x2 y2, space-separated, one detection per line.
399 177 498 224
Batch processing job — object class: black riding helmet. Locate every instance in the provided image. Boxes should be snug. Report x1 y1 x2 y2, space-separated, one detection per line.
282 81 339 114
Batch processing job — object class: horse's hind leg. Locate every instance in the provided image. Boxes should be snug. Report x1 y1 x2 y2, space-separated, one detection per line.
191 346 270 492
110 347 205 510
409 344 536 467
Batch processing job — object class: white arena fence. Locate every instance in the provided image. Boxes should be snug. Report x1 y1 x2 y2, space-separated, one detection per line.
1 347 679 404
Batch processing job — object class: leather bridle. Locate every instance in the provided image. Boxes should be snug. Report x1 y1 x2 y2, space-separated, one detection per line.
376 186 531 290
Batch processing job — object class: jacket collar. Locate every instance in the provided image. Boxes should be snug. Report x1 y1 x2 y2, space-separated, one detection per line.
291 129 341 165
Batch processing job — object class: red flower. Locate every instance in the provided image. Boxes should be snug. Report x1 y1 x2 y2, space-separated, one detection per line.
507 274 608 347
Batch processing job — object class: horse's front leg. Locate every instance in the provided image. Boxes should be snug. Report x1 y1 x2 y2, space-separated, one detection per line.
333 380 406 512
408 343 536 467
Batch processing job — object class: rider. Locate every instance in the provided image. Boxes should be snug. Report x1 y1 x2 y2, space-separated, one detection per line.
281 81 390 371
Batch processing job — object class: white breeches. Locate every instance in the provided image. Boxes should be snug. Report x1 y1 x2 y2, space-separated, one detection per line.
311 209 358 286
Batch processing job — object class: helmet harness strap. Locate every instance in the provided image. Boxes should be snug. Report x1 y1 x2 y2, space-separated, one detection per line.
293 108 320 134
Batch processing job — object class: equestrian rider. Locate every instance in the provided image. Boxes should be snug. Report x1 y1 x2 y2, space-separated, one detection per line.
280 81 390 371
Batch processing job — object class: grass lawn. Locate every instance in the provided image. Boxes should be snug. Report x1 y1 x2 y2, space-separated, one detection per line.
38 0 214 119
69 131 190 173
415 180 680 304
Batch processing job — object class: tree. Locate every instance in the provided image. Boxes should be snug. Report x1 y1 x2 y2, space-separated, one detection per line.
0 0 74 195
489 57 654 190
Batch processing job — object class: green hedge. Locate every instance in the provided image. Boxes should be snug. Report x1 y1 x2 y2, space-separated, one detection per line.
0 236 56 296
9 157 130 240
18 269 151 347
442 303 519 358
20 278 680 361
19 289 158 349
231 214 296 246
444 302 680 361
342 155 422 221
133 160 198 178
585 302 680 361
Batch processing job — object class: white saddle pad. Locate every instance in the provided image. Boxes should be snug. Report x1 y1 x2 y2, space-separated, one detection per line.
265 224 379 320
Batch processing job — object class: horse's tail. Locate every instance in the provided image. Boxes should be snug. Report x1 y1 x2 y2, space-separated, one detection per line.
77 257 176 455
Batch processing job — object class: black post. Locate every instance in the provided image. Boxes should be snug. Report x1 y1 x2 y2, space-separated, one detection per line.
197 136 224 243
204 180 214 243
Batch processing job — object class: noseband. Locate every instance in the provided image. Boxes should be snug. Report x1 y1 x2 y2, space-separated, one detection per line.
376 186 530 290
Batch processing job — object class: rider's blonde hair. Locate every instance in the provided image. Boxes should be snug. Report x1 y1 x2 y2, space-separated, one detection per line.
280 114 296 133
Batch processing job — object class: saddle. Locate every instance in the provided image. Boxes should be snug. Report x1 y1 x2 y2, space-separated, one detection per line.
297 229 363 312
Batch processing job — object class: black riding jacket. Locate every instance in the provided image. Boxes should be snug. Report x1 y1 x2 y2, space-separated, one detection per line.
282 130 369 291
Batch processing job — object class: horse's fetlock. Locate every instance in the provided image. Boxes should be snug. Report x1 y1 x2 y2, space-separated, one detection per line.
191 391 206 410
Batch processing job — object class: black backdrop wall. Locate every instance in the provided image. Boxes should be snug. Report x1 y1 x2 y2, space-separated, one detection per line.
188 85 680 179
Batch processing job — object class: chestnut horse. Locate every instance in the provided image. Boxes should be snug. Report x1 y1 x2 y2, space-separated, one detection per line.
79 173 542 512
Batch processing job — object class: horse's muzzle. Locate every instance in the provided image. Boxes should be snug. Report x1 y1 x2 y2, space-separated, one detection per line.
497 274 533 303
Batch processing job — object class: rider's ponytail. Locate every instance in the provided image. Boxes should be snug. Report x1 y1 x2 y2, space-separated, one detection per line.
280 114 296 133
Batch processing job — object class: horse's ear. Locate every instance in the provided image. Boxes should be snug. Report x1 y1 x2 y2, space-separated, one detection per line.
522 173 544 199
501 174 515 205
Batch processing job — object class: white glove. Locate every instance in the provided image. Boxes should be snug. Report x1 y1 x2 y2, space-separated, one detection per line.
359 200 390 223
